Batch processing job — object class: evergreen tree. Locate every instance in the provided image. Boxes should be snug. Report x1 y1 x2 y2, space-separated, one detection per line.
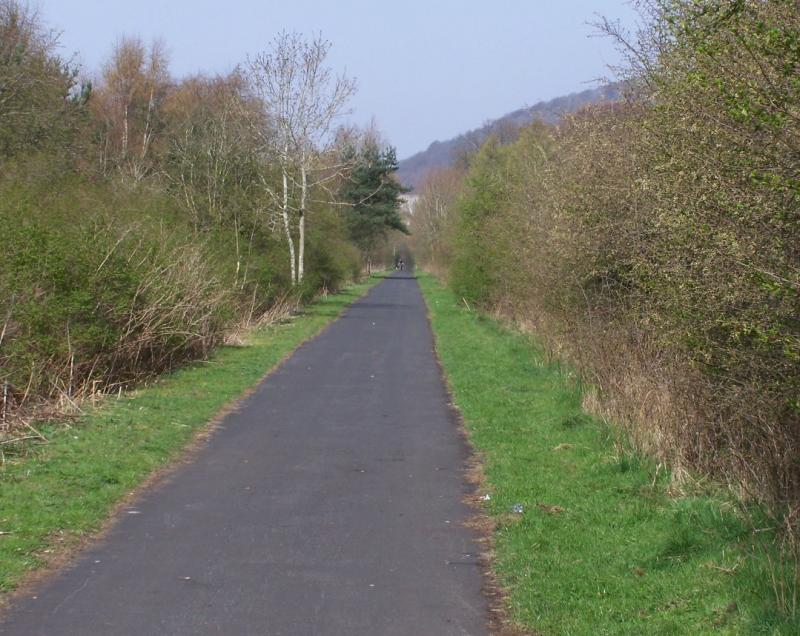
341 141 409 270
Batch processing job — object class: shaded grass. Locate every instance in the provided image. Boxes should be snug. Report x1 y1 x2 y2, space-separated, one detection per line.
0 276 381 594
418 273 797 635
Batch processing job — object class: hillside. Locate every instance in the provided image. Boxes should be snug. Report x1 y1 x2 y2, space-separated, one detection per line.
397 83 621 189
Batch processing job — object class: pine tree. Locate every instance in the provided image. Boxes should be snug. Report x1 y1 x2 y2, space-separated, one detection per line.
342 141 409 271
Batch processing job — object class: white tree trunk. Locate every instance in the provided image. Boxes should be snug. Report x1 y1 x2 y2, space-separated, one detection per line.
121 104 129 160
142 85 154 160
298 163 307 283
246 34 356 288
281 162 297 285
233 214 241 286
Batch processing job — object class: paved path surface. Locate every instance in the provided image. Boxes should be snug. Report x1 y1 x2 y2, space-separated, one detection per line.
0 273 487 636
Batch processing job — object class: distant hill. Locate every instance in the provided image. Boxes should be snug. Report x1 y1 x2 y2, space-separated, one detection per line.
397 83 622 190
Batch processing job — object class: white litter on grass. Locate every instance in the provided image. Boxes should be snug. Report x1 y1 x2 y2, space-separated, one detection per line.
480 494 491 501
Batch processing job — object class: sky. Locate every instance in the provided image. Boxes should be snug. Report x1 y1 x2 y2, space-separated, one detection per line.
41 0 640 159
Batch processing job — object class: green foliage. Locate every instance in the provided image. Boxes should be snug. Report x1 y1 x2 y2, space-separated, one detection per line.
0 1 86 159
0 4 367 408
298 206 362 300
0 169 232 398
0 161 362 403
439 1 800 513
420 273 798 635
341 141 409 263
449 137 512 305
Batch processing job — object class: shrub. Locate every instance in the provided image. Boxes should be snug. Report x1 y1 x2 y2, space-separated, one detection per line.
441 0 800 510
0 170 231 402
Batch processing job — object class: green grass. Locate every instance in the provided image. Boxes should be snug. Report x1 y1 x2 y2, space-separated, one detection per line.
0 276 381 594
418 273 797 635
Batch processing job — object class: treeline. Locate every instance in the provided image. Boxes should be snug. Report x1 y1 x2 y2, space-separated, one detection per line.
0 1 405 416
411 0 799 513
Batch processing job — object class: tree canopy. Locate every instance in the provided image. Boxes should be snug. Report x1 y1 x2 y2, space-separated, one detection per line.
341 141 409 265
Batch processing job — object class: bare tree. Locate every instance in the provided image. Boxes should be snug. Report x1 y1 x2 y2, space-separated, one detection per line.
409 167 462 271
161 72 264 285
246 32 356 285
94 36 170 180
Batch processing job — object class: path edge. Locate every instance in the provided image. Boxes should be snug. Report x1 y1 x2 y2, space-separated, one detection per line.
0 277 386 614
416 273 536 636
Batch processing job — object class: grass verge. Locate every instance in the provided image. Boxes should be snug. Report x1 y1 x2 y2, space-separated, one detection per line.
418 272 797 635
0 276 381 596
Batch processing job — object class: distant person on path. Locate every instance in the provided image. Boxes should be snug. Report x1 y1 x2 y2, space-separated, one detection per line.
397 258 405 271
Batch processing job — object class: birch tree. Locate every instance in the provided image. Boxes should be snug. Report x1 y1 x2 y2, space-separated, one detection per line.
162 72 264 286
94 37 169 179
408 167 462 270
246 32 356 285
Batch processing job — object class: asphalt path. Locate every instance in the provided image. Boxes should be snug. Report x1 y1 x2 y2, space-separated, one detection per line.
0 273 487 635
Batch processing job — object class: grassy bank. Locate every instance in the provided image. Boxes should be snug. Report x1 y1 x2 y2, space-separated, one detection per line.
0 276 380 595
419 273 796 635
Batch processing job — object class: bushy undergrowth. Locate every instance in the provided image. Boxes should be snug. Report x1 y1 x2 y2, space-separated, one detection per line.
0 1 392 421
0 166 360 412
0 276 378 595
432 0 800 516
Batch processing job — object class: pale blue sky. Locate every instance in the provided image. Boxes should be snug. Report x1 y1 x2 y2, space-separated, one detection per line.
41 1 639 158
